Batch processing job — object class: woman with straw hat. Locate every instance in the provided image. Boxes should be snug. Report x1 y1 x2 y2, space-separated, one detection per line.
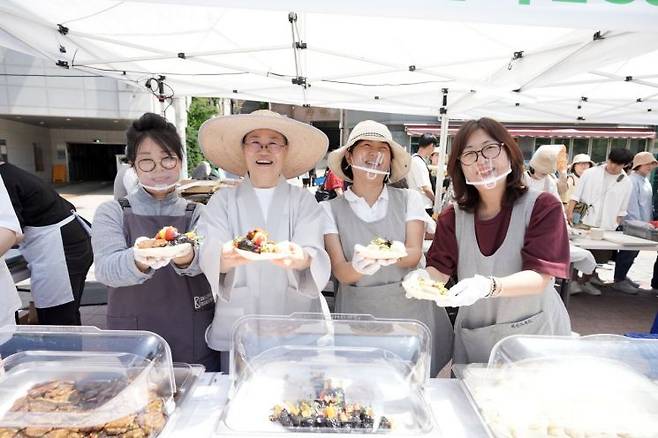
322 120 453 376
196 110 331 370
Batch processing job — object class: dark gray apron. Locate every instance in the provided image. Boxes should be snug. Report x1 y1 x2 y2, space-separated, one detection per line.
107 200 219 370
329 187 454 376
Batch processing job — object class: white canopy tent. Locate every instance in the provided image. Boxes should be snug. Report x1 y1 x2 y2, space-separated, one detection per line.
0 0 656 125
3 0 656 209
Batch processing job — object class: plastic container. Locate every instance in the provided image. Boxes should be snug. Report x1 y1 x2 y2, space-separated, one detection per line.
0 326 176 437
624 222 658 242
218 313 436 435
454 335 658 438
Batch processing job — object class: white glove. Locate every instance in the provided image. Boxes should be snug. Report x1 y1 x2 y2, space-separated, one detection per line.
378 258 398 267
133 237 172 270
351 250 381 276
134 252 170 270
403 268 430 283
438 274 492 307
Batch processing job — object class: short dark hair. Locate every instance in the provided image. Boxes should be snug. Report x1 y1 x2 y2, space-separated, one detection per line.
448 118 527 213
418 133 437 148
608 148 633 165
340 140 392 183
125 113 183 164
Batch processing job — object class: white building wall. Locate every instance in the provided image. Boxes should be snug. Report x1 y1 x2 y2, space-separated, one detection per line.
0 118 51 180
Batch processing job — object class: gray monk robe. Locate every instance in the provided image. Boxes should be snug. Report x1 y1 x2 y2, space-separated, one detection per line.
198 177 331 351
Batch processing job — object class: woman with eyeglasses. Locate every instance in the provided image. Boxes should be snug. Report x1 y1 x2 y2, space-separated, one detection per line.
195 110 331 371
416 117 571 365
92 112 219 369
322 120 453 376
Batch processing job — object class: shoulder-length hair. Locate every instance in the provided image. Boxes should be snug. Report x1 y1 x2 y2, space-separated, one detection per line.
447 117 527 213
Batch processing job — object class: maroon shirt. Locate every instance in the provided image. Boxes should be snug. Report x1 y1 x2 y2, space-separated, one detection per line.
427 192 570 279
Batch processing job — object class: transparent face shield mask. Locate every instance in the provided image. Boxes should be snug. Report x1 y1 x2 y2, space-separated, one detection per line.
351 151 390 180
464 157 512 190
138 169 181 192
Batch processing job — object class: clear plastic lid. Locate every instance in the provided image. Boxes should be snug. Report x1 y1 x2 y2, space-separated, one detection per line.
455 335 658 438
219 313 434 434
0 326 175 436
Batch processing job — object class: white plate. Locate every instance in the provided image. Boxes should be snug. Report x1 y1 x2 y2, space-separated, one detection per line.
357 240 407 260
234 248 289 261
133 242 191 259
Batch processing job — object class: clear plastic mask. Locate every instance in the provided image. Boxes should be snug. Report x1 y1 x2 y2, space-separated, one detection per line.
464 158 511 190
351 151 390 180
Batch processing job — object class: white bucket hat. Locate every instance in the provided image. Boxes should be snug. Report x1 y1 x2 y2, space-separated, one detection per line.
327 120 410 183
570 153 595 169
198 110 328 178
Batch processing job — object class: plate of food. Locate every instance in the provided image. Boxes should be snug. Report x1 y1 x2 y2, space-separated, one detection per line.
133 226 198 259
356 237 407 260
402 272 450 302
233 228 289 261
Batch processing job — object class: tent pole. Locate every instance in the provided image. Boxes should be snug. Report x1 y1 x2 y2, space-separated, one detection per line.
434 88 449 215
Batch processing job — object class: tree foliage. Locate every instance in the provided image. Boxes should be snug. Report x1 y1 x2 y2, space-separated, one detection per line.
186 97 219 174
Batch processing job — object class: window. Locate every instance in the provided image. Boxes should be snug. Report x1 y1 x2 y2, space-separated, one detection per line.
629 139 646 154
518 137 534 161
610 138 628 150
572 138 589 158
590 138 608 164
535 138 551 150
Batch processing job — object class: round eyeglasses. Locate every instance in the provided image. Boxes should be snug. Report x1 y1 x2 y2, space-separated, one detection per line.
136 156 178 172
459 143 503 166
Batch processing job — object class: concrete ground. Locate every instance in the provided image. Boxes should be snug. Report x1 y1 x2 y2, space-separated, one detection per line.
19 182 658 336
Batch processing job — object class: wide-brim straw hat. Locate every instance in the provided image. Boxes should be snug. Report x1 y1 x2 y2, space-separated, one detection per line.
198 110 329 178
632 151 658 169
327 120 410 183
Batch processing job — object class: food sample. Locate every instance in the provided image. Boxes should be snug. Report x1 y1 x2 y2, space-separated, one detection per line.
269 380 392 432
135 226 198 249
357 237 407 260
403 275 449 301
233 228 278 254
0 378 168 438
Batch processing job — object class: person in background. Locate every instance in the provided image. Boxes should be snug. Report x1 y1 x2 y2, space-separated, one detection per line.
524 144 567 199
93 113 219 369
525 146 600 296
323 166 344 197
113 157 139 201
322 120 453 375
567 148 633 231
196 110 331 372
418 117 571 365
560 153 594 207
0 174 22 328
0 162 93 326
191 160 212 180
612 152 658 295
407 133 436 215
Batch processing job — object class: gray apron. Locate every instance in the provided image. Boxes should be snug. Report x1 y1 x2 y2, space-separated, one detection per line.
453 189 571 365
329 187 453 376
107 200 218 369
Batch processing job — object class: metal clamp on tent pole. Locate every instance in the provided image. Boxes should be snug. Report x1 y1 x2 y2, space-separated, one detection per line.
288 11 309 90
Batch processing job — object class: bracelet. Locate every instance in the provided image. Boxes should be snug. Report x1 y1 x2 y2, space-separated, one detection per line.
486 276 502 298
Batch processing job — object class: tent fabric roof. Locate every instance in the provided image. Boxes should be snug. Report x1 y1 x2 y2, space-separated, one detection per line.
0 1 657 125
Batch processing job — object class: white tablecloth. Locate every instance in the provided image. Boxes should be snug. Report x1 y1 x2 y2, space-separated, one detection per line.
162 374 490 437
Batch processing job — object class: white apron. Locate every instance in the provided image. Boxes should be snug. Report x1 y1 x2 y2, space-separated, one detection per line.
19 213 90 309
